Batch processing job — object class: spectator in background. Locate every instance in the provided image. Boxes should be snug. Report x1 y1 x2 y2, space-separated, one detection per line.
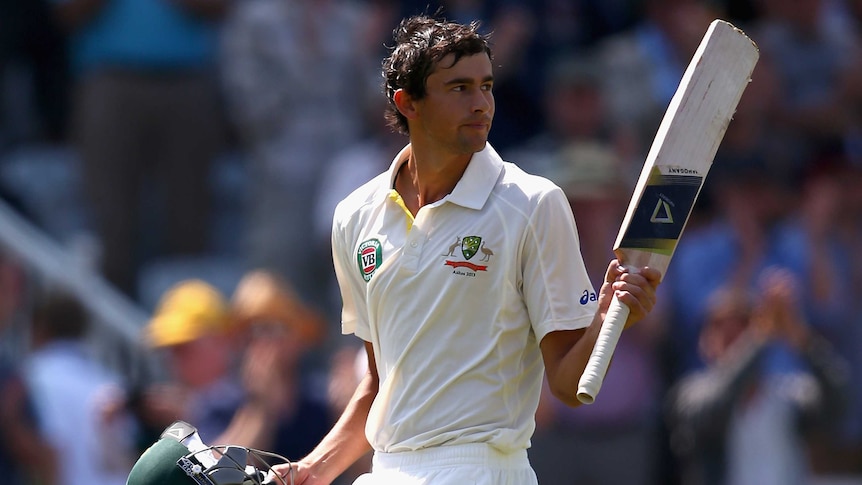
49 0 229 298
23 288 137 485
137 279 244 445
751 0 862 172
220 0 378 309
133 274 330 460
229 269 331 461
771 145 862 474
503 54 628 179
0 254 58 485
665 269 850 485
773 147 856 352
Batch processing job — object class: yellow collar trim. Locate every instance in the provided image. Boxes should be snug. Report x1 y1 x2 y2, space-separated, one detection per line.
389 189 414 232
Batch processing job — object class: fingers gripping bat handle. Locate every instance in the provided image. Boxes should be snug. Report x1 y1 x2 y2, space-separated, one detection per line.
577 295 630 404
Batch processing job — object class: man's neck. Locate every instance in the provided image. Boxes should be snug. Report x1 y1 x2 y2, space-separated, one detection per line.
395 143 472 215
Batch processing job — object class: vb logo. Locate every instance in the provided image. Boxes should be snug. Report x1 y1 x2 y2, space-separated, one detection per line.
357 239 382 282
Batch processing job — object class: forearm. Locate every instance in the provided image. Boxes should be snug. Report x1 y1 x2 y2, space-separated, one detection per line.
212 401 275 449
541 316 604 408
302 370 376 483
541 261 661 407
666 335 766 443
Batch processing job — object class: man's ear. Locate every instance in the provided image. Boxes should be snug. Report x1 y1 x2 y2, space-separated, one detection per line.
393 89 418 121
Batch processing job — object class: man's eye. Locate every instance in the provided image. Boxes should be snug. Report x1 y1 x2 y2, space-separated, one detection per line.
452 85 465 92
481 84 493 91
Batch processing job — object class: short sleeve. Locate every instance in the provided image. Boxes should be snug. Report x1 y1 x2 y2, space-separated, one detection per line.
331 209 372 342
521 186 598 342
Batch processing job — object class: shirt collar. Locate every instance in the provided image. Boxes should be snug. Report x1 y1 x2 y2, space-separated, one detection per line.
384 143 503 211
386 144 412 189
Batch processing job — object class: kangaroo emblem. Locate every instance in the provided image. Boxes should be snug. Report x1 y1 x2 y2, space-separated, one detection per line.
443 236 461 257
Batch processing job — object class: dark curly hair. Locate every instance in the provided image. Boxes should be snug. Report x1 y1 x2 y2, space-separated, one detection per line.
382 15 493 135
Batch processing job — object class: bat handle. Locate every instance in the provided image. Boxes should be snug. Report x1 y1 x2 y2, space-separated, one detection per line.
576 294 630 404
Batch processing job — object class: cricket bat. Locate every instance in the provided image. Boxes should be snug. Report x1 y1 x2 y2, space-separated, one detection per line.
576 19 759 404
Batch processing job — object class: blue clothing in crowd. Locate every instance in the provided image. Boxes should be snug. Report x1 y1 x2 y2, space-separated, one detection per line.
53 0 219 73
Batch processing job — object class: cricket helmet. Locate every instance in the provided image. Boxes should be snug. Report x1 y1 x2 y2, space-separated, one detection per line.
126 421 294 485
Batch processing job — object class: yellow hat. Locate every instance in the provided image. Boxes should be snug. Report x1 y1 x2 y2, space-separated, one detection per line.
146 279 231 348
231 270 325 347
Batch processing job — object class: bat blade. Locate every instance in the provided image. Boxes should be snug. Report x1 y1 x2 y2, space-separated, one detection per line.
576 19 759 404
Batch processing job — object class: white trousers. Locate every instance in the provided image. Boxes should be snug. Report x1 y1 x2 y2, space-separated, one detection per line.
352 443 538 485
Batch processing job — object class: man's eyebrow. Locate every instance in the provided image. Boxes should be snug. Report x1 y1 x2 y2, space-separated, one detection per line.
443 75 495 86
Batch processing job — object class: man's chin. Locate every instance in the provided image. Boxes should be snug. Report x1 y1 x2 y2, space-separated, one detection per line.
460 136 488 154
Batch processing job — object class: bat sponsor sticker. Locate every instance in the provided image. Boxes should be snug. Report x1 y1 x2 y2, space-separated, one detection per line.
618 167 703 254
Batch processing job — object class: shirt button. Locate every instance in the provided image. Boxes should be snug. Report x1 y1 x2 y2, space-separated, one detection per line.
410 241 418 248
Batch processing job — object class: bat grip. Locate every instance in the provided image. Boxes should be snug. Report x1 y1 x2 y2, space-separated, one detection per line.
576 295 630 404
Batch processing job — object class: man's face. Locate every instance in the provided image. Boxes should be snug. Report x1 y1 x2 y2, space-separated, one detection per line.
412 52 495 155
166 334 233 389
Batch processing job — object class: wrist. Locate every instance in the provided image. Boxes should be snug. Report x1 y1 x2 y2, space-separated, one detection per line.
299 458 337 485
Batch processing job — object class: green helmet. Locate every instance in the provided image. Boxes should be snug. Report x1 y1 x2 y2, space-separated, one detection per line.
127 437 200 485
126 421 294 485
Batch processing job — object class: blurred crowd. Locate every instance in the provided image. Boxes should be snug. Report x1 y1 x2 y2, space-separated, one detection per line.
1 0 862 484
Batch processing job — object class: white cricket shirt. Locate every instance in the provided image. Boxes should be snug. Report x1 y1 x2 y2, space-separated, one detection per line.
332 143 598 454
